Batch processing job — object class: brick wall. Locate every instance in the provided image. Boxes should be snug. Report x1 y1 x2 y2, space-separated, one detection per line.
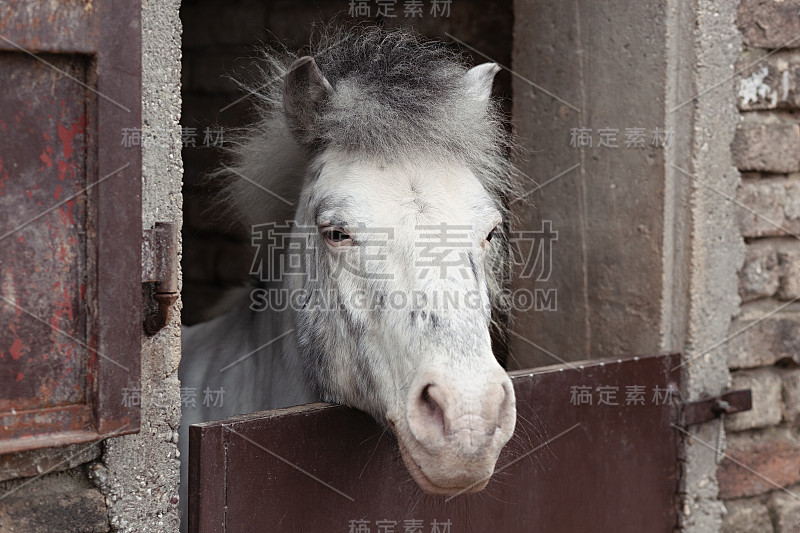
720 2 800 531
180 0 514 324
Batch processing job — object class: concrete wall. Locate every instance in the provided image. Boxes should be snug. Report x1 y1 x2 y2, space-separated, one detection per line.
510 0 672 367
676 2 743 530
512 0 747 530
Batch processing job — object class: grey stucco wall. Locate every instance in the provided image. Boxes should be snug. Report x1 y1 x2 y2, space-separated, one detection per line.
513 0 743 530
90 0 184 530
510 0 672 366
676 1 743 530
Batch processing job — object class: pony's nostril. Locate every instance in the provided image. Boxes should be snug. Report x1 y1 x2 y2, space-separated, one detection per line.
420 384 446 436
420 383 433 405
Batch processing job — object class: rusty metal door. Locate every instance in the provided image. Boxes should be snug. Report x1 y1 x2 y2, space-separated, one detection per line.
190 354 694 533
0 0 142 453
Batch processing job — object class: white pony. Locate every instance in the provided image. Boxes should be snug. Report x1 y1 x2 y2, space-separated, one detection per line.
179 25 518 525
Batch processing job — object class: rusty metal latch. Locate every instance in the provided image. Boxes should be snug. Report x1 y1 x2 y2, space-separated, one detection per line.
142 222 179 335
681 389 752 426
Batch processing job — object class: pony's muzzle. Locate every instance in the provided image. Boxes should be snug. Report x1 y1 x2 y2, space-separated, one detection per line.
397 367 516 495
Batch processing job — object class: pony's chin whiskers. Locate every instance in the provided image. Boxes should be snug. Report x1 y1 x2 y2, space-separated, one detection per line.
358 425 390 479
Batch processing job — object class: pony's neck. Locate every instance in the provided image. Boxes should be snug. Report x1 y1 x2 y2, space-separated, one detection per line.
245 281 317 409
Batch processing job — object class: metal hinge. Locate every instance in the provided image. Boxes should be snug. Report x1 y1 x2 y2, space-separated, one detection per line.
142 222 179 335
680 389 752 426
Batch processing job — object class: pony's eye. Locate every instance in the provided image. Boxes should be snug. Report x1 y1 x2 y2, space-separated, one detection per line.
322 227 353 246
486 227 497 242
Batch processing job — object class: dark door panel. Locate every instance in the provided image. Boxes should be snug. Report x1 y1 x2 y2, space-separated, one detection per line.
190 354 681 533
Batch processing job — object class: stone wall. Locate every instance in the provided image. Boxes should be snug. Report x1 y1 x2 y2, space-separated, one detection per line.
720 2 800 531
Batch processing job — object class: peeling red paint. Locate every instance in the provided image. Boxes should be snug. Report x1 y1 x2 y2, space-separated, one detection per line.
57 159 69 181
57 115 85 160
39 150 53 168
58 200 76 225
58 286 74 322
9 339 24 360
0 1 142 447
0 157 6 196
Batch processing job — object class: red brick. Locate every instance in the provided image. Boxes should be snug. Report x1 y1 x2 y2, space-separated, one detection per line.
769 487 800 533
736 53 800 110
718 431 800 499
721 498 773 533
732 123 800 173
778 248 800 300
737 177 800 238
739 241 780 302
728 314 800 369
782 369 800 424
726 369 783 431
738 0 800 49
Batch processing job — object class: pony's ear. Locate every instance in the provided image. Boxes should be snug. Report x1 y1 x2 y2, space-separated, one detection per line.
283 56 332 145
464 62 501 105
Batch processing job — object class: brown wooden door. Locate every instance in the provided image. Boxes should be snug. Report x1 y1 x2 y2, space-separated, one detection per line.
190 354 683 533
0 0 142 453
